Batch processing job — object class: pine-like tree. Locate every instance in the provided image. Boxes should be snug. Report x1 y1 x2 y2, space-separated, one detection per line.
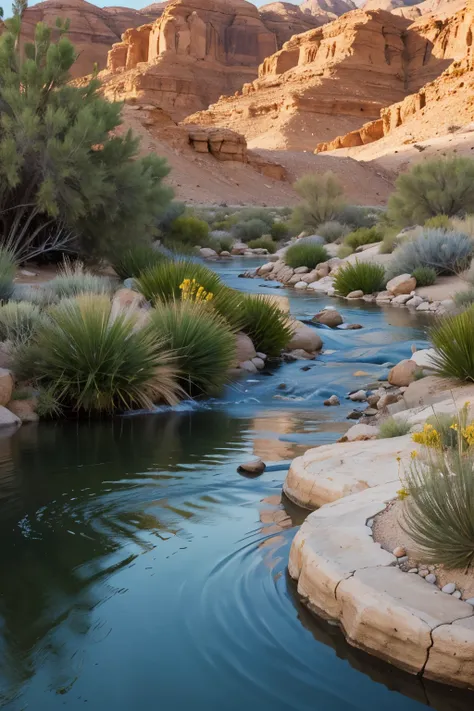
0 12 173 260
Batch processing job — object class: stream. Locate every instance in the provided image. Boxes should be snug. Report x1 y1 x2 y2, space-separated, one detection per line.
0 258 472 711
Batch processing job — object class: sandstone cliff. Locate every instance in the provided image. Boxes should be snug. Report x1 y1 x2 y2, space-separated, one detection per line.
183 9 449 151
316 2 474 151
259 3 326 47
20 0 165 78
100 0 279 120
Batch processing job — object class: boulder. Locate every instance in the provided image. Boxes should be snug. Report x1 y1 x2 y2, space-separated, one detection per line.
377 391 402 410
238 458 266 475
342 423 379 441
240 360 258 374
313 309 343 328
235 333 257 362
0 369 14 407
386 274 417 296
410 348 437 370
347 290 364 299
324 395 340 406
294 281 308 289
112 288 147 311
388 359 418 387
0 405 20 429
199 247 218 258
7 398 39 423
288 322 323 352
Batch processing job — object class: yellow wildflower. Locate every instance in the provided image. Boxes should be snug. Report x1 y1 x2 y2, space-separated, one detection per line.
410 450 418 459
412 423 441 448
462 423 474 447
397 487 409 500
450 423 459 431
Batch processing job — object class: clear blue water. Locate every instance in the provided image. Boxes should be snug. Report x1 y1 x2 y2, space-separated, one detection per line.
0 259 471 711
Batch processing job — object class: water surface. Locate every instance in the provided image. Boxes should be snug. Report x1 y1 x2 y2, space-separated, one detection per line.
1 260 472 711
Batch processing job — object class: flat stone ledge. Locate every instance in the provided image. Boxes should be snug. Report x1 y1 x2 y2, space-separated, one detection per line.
283 435 414 509
289 483 474 688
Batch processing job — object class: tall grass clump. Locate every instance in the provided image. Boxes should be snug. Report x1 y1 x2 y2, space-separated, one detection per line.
344 226 382 251
247 236 277 253
0 302 45 345
270 222 289 240
111 244 167 280
136 260 223 304
430 307 474 380
333 260 386 296
424 215 452 230
388 229 473 278
387 156 474 225
317 220 349 243
411 266 437 287
285 242 329 269
149 300 235 396
378 416 411 438
10 284 55 307
290 172 345 231
454 288 474 309
18 294 180 414
48 261 113 299
402 448 474 568
0 248 16 302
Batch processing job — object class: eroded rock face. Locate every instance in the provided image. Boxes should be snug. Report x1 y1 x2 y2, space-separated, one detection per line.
183 9 448 150
259 2 328 47
20 0 165 78
101 0 278 119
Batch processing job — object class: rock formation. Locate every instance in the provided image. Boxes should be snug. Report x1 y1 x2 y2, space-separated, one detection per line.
183 9 449 151
100 0 279 120
316 2 474 151
301 0 357 17
259 3 326 47
19 0 166 78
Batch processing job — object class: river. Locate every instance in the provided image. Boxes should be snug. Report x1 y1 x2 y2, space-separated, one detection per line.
0 259 472 711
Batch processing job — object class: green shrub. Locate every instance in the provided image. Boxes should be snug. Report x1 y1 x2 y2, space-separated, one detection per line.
233 219 268 242
454 288 474 308
235 207 274 227
333 260 386 296
136 260 223 304
387 157 474 225
110 244 167 280
388 229 474 278
270 221 289 240
424 215 452 230
344 226 382 250
425 412 458 449
336 205 381 229
157 201 186 233
18 294 180 414
209 234 234 253
48 261 114 298
168 216 210 248
378 416 411 438
337 245 354 259
247 236 277 253
149 300 235 396
402 448 474 568
284 242 329 269
290 172 345 231
0 248 16 301
430 306 474 380
317 220 349 243
0 301 45 344
411 266 437 287
379 229 400 254
10 284 55 306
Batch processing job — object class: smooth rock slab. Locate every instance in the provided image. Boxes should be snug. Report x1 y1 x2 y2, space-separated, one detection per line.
425 616 474 687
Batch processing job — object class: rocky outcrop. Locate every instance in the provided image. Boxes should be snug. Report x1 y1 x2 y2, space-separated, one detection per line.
316 2 474 151
183 9 451 151
100 0 279 120
19 0 165 78
259 2 326 47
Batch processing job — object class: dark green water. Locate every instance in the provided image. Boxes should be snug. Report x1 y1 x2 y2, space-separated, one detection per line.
0 259 472 711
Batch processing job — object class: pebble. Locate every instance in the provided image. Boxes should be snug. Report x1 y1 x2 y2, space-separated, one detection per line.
349 389 367 402
452 590 462 599
465 597 474 606
392 546 406 558
347 410 363 420
256 352 267 360
408 568 418 574
397 555 409 564
237 459 266 476
442 583 456 594
418 569 429 578
324 395 340 406
425 574 437 584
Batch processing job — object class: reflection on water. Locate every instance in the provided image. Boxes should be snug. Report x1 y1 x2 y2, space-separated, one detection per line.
0 263 472 710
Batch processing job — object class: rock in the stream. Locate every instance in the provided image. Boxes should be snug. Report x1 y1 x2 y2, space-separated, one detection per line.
236 333 257 362
324 395 340 406
288 322 322 352
349 389 367 402
240 360 258 374
313 309 343 328
238 459 266 476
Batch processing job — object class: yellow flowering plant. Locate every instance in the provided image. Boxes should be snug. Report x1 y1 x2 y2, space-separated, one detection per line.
179 278 214 303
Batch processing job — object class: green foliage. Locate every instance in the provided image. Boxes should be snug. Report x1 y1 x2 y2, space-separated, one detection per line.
402 449 474 568
290 172 345 231
344 226 382 250
35 387 63 419
0 248 16 301
111 244 167 280
234 207 274 228
336 205 381 229
378 416 411 438
317 220 350 243
454 287 474 308
270 221 289 240
18 294 180 414
387 157 474 226
233 219 268 242
0 301 45 344
48 261 113 298
379 229 401 254
337 245 354 259
10 284 54 306
284 241 329 269
247 236 277 253
0 20 173 260
157 201 186 233
430 306 474 381
424 214 452 230
425 412 459 449
411 266 437 287
136 259 223 304
149 300 235 396
388 229 474 278
333 260 386 296
167 216 209 249
209 233 234 253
